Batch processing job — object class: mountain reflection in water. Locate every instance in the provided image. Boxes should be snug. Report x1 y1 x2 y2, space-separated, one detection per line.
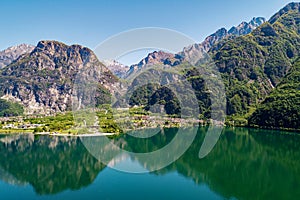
0 127 300 199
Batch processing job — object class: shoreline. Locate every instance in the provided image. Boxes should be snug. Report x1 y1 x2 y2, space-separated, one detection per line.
0 131 116 137
1 124 300 137
33 132 116 137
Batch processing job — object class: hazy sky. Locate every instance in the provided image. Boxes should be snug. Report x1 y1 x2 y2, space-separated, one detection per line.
0 0 296 64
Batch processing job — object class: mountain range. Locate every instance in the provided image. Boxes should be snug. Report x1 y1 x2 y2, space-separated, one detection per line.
0 2 300 131
123 17 266 77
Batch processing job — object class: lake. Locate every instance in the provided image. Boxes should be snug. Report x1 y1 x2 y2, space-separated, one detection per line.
0 127 300 199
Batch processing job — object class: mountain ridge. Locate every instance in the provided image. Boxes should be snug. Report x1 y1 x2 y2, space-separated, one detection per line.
126 17 266 76
0 40 117 115
0 44 35 69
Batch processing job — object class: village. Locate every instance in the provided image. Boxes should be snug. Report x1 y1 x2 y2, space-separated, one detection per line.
0 106 225 135
0 116 45 130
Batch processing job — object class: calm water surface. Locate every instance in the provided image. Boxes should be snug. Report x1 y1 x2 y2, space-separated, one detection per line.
0 127 300 200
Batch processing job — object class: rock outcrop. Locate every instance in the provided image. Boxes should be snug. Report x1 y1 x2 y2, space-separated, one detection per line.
0 44 35 68
0 41 118 115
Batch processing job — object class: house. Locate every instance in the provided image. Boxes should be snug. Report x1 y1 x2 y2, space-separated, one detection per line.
2 124 16 129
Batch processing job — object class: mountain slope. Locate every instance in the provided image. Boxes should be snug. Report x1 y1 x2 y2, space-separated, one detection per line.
131 2 300 120
248 59 300 130
210 2 300 117
0 99 24 117
126 5 297 119
126 17 265 76
0 41 117 115
0 44 35 68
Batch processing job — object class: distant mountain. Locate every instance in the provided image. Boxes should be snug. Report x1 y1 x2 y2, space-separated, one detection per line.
103 60 130 78
127 17 265 75
228 17 266 36
0 44 35 68
127 51 183 76
180 17 266 63
0 41 117 114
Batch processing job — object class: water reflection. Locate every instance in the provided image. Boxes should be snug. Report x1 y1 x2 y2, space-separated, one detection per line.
0 128 300 199
81 127 198 173
0 134 105 195
155 128 300 200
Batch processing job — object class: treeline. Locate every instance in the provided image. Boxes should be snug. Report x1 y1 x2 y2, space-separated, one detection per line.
0 99 24 117
248 60 300 130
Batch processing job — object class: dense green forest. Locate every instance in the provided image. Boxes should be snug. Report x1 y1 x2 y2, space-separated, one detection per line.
248 59 300 130
128 3 300 131
0 99 24 117
212 4 300 118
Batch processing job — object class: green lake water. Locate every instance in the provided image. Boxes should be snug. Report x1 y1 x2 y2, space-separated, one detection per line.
0 127 300 199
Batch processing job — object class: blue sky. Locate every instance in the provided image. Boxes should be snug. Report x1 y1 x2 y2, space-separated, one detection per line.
0 0 296 64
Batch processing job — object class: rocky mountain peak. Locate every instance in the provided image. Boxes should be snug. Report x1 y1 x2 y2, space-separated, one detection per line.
228 17 266 36
202 28 228 50
125 50 183 77
145 51 174 61
103 60 129 78
216 27 228 35
125 16 266 76
30 40 97 68
207 28 228 42
135 50 180 67
250 17 266 27
0 44 35 68
0 40 117 114
180 17 265 64
2 44 34 53
35 40 67 54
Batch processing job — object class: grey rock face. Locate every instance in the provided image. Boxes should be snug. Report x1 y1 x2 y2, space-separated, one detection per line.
0 44 35 68
0 41 117 115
